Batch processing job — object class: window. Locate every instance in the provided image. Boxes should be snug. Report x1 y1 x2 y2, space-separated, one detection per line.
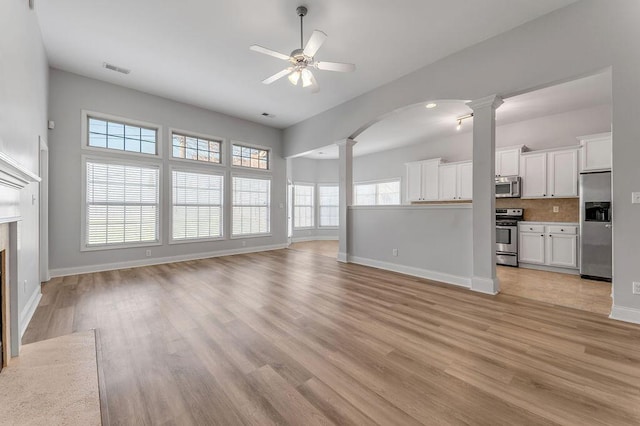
85 160 159 247
318 185 339 227
232 144 269 170
87 116 157 155
293 184 315 229
172 170 223 241
354 180 401 205
172 132 222 164
232 176 270 236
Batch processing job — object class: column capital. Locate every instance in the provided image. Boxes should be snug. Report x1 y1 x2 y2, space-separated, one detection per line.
336 138 357 147
466 95 503 111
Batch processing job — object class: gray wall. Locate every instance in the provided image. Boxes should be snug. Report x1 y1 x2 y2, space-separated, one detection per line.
0 2 49 332
348 206 473 286
285 0 640 319
48 69 286 274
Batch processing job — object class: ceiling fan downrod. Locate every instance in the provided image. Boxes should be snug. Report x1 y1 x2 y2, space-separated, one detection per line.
297 6 307 50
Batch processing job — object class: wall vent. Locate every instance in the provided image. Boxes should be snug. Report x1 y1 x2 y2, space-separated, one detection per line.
261 112 275 118
102 62 131 75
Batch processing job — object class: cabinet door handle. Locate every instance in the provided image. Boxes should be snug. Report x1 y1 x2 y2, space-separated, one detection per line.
530 227 534 231
560 229 564 231
541 234 544 237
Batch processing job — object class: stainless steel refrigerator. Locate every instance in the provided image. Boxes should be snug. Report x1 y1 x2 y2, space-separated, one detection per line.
579 171 612 281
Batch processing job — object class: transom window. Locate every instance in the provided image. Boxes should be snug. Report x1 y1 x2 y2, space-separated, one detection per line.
88 116 157 155
172 170 224 241
172 132 222 164
293 184 315 229
232 176 271 236
232 144 269 170
85 160 160 248
318 185 339 227
354 179 401 205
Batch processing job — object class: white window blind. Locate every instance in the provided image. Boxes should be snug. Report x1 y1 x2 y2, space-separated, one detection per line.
354 180 401 205
318 185 339 227
293 184 315 229
232 176 270 236
85 161 159 247
172 170 223 240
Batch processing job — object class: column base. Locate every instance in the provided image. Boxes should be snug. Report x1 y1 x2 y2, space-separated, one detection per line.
471 276 500 295
336 252 348 263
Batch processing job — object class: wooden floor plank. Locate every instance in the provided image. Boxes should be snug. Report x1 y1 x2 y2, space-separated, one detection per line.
22 247 640 425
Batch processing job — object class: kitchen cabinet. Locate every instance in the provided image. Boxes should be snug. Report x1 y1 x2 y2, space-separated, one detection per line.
519 222 578 270
406 158 440 202
520 148 579 198
439 161 472 200
495 148 521 177
578 132 611 172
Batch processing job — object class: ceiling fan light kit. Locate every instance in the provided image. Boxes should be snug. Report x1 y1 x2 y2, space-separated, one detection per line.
249 5 355 93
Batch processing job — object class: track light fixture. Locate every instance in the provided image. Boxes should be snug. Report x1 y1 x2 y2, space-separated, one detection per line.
455 113 474 130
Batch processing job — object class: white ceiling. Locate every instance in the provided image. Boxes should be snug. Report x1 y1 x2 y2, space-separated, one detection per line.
303 70 612 159
36 0 577 129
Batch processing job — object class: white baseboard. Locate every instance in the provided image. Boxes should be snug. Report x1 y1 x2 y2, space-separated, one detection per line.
347 255 471 288
49 244 288 278
20 288 42 338
337 252 348 263
291 236 339 243
609 305 640 325
518 263 579 275
471 276 499 295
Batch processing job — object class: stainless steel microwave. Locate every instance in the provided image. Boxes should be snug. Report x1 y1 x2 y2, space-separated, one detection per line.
495 176 521 198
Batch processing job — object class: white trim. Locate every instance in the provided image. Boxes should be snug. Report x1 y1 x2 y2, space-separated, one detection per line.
291 236 338 243
20 288 42 338
337 252 348 263
518 263 579 275
169 127 226 166
49 244 288 278
471 276 499 295
81 109 163 158
347 255 471 288
0 151 41 189
609 305 640 325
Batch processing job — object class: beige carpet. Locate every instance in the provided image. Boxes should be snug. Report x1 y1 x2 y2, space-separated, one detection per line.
0 330 101 426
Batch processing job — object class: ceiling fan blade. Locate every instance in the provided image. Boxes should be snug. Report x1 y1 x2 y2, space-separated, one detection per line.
250 45 291 61
315 61 356 72
303 30 327 57
262 68 292 85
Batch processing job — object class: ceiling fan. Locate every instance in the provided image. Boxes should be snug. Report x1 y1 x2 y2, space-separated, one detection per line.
250 6 356 93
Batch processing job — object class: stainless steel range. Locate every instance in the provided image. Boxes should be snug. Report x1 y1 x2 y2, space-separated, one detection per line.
496 208 523 267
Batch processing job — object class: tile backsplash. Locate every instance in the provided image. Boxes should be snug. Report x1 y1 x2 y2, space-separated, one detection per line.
496 198 579 222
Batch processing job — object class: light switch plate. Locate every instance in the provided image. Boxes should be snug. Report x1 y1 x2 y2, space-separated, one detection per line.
633 192 640 204
553 206 559 213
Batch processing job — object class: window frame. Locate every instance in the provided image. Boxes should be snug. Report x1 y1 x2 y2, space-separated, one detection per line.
80 154 163 252
230 141 271 172
317 183 340 229
230 173 272 239
353 178 402 206
169 128 225 167
81 110 163 158
292 182 316 230
169 165 225 245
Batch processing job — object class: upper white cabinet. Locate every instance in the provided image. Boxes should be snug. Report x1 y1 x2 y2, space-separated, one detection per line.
495 148 521 177
439 161 472 200
520 148 579 198
578 132 611 172
406 159 440 202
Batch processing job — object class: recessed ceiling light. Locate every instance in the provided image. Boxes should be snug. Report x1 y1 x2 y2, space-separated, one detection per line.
425 103 437 109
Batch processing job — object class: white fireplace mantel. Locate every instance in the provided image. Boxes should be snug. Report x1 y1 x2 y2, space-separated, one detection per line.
0 151 41 189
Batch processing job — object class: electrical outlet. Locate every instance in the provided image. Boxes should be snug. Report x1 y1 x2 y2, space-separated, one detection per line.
633 192 640 204
145 250 151 257
633 282 640 295
553 206 559 213
392 248 399 257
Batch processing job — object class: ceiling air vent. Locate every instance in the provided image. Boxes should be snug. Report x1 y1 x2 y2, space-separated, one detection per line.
102 62 131 75
261 112 275 118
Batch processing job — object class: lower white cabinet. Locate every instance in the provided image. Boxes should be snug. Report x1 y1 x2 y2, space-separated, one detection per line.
519 222 578 270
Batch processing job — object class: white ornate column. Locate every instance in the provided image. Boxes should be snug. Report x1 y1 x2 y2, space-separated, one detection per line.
467 95 503 294
336 138 357 262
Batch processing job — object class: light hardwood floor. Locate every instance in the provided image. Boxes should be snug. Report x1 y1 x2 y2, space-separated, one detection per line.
24 249 640 425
